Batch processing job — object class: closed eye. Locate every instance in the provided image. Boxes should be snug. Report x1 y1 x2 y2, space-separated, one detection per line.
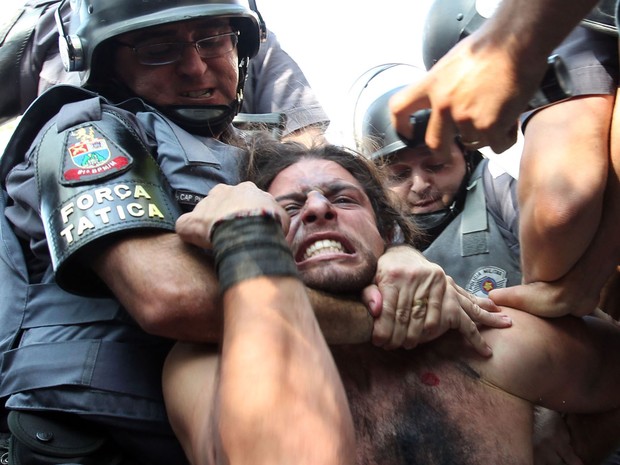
425 164 445 173
388 166 412 184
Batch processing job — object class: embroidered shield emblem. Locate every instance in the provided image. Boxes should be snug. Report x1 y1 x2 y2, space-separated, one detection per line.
69 137 111 168
62 125 133 185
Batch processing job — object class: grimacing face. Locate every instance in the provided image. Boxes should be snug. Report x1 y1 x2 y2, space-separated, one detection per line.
386 142 467 215
113 18 239 108
268 158 386 294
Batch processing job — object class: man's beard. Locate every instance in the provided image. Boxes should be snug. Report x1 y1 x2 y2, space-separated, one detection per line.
299 249 379 294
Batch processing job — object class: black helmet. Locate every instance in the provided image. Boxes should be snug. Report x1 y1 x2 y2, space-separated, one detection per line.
348 63 485 248
422 0 499 70
55 0 263 136
348 63 427 160
56 0 261 78
422 0 618 71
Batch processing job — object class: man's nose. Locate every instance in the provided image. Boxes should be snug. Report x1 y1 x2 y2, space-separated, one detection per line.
301 192 337 224
410 171 431 194
176 46 209 75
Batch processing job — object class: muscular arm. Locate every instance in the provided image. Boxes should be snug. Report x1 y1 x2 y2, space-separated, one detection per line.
214 276 355 465
519 95 612 283
92 231 224 342
490 89 620 317
93 231 373 343
162 211 355 465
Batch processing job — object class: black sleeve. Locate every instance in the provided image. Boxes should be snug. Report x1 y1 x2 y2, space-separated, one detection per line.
521 25 619 127
36 100 182 296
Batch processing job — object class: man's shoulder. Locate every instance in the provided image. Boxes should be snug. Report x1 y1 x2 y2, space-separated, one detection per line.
1 86 105 181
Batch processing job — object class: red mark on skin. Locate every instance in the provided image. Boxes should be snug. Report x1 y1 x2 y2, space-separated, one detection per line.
420 372 440 386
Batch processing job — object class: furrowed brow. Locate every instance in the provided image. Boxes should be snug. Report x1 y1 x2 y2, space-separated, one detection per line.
274 192 306 204
274 181 364 203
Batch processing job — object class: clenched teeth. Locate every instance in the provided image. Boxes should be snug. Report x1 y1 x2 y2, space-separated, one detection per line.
303 239 345 260
183 89 212 98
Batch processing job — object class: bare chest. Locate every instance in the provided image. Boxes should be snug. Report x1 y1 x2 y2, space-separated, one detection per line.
331 345 533 465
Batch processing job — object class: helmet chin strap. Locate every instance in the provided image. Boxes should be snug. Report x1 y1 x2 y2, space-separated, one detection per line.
159 102 238 137
97 57 248 137
409 205 459 250
158 57 249 137
90 80 241 137
410 165 474 250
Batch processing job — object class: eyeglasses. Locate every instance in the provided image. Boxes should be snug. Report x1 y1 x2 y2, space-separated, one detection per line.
117 31 239 66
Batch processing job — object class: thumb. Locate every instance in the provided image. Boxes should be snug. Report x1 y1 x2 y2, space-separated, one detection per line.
362 284 383 318
488 285 525 309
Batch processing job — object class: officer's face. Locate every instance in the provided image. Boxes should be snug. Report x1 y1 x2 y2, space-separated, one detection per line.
268 158 386 294
113 18 239 108
386 142 467 215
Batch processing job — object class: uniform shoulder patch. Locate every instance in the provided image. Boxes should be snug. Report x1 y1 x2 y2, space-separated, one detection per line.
61 124 133 186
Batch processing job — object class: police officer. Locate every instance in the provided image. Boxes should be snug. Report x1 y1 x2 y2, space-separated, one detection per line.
0 1 270 463
351 64 521 298
0 3 485 463
386 0 620 461
419 0 619 304
242 28 330 143
0 0 329 141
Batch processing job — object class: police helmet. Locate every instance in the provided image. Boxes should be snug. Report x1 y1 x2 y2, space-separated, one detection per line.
348 63 427 160
56 0 262 81
422 0 617 72
348 63 484 246
422 0 499 70
55 0 263 136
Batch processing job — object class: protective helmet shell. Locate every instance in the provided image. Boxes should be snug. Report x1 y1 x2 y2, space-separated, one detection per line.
59 0 261 82
422 0 617 71
361 86 408 160
422 0 499 70
348 63 426 160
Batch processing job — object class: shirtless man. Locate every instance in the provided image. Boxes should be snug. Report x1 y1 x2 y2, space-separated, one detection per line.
166 140 620 465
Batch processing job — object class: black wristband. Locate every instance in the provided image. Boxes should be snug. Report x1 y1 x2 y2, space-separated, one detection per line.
211 215 299 294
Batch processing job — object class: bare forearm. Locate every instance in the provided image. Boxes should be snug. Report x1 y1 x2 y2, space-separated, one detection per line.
479 0 599 64
217 277 355 465
561 99 620 314
519 96 612 283
95 230 374 345
579 90 620 295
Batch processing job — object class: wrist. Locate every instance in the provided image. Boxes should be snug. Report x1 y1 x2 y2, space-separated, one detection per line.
211 214 299 294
